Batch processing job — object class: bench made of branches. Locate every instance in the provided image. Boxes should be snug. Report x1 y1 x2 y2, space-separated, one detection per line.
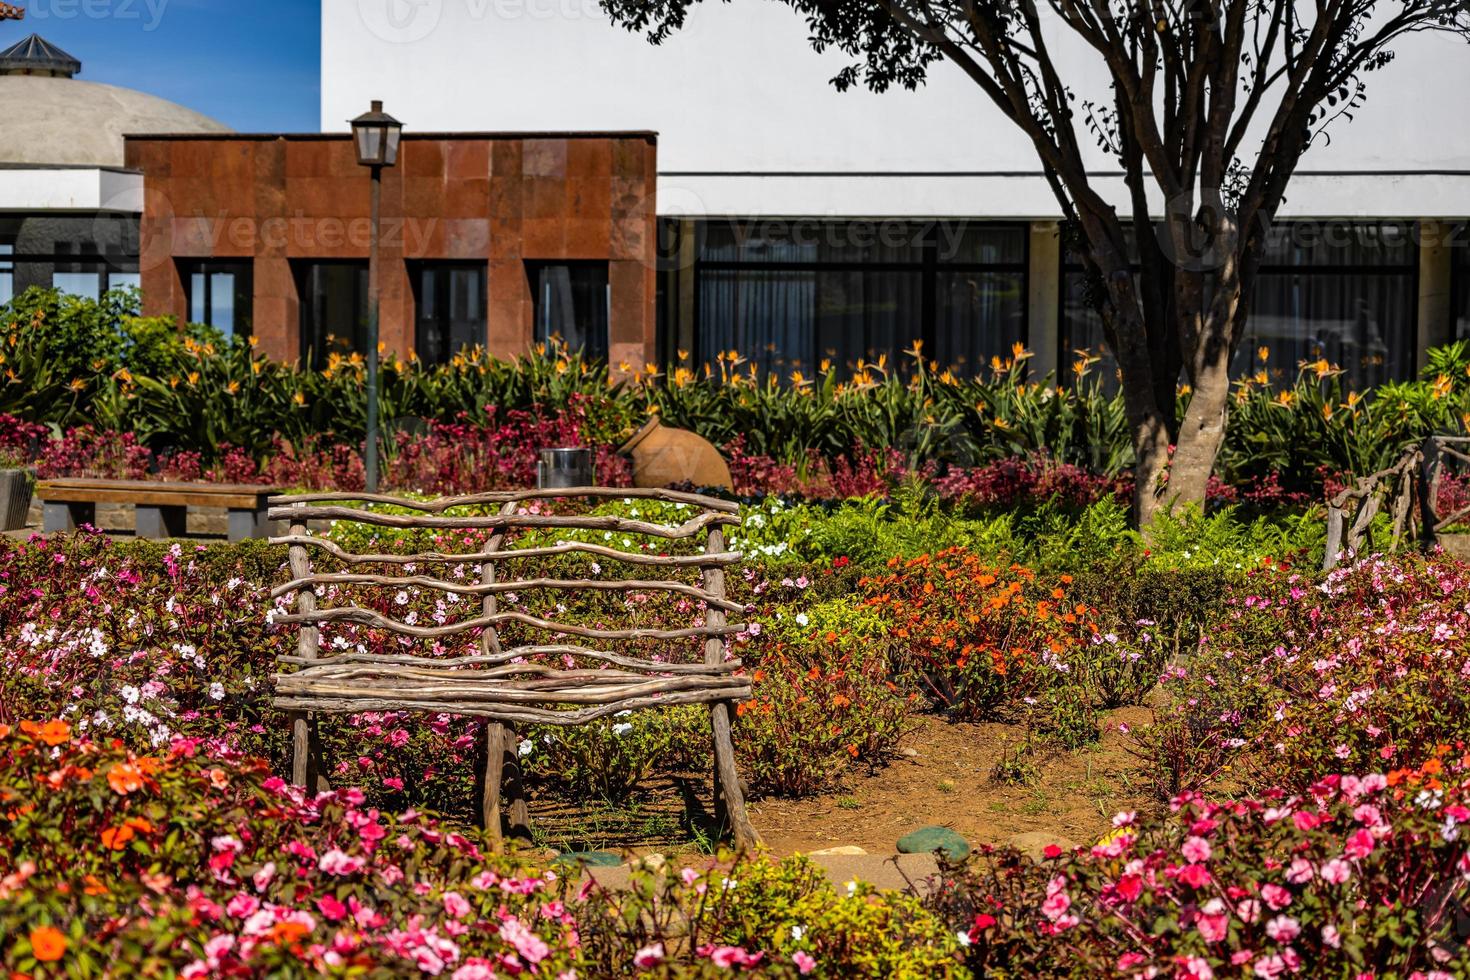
1324 435 1470 570
267 487 759 850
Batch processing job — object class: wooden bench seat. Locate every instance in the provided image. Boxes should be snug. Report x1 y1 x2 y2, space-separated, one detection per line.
35 478 279 541
268 487 760 850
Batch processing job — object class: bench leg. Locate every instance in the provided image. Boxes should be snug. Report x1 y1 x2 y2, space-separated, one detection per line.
503 725 532 844
228 507 270 542
711 702 760 850
136 504 187 539
290 712 330 794
43 501 94 533
477 722 531 849
479 721 506 851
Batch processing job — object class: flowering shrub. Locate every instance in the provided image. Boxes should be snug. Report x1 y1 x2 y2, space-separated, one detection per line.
858 550 1094 720
1142 552 1470 796
0 721 965 977
932 757 1470 977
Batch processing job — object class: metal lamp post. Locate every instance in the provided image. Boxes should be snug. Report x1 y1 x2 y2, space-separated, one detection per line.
350 100 403 493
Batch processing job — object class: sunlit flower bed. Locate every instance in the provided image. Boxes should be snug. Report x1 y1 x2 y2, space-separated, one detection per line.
4 510 1470 975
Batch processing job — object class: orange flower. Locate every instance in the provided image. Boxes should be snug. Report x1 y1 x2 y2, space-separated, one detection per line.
83 875 108 896
19 720 71 746
266 920 311 945
106 762 145 796
100 825 135 851
29 926 66 962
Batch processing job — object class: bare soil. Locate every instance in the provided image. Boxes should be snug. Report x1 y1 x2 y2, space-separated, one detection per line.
750 708 1158 857
530 707 1158 860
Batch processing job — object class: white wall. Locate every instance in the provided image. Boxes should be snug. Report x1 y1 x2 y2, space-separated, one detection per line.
0 168 143 213
323 0 1470 219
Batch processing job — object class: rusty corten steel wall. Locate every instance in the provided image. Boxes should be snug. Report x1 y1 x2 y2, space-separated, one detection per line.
124 132 658 369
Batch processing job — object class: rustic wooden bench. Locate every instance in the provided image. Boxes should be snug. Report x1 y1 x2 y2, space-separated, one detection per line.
266 487 760 850
35 478 279 541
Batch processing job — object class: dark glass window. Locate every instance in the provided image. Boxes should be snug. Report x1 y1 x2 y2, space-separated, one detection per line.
181 260 253 338
1454 223 1470 342
527 261 609 361
1061 221 1418 391
412 262 486 365
1236 222 1416 389
296 261 369 367
693 220 1025 379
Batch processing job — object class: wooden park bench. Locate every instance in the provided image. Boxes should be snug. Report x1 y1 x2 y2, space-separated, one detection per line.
266 487 760 850
36 478 280 541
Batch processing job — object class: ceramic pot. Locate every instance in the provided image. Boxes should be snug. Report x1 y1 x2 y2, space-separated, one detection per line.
618 418 733 491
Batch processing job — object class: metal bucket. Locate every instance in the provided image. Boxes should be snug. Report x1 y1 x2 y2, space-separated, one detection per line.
537 447 595 489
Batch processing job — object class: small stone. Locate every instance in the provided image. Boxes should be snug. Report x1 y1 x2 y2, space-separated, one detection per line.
553 850 622 868
899 748 920 759
627 852 667 872
808 845 868 856
1006 832 1079 862
896 826 970 861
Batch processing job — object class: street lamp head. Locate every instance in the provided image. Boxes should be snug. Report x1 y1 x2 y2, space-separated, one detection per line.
350 99 403 168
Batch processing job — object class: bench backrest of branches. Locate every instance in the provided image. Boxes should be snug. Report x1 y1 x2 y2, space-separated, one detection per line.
1324 436 1470 570
266 487 759 850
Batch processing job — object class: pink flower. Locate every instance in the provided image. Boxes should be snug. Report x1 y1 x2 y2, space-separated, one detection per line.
705 945 762 969
252 862 276 892
1321 858 1352 884
1345 828 1376 860
1237 898 1262 924
1266 915 1300 942
498 917 549 965
443 891 471 919
1254 953 1287 978
1261 884 1292 910
792 951 816 974
1197 899 1229 942
318 849 365 876
1178 955 1215 980
1041 889 1072 921
633 943 665 969
317 895 348 922
226 893 259 918
451 960 495 980
1285 859 1314 884
1322 924 1342 949
1182 836 1213 863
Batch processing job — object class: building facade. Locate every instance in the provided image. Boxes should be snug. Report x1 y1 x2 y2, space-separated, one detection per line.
125 132 659 367
321 0 1470 384
0 33 228 306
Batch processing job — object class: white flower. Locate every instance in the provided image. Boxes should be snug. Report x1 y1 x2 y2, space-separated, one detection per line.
956 931 972 948
790 926 804 941
208 682 225 701
517 739 533 758
794 613 809 627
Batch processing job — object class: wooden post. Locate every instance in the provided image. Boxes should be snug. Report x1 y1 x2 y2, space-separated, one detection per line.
477 503 519 842
287 505 328 792
702 526 759 849
1419 437 1442 552
503 724 532 843
479 721 507 849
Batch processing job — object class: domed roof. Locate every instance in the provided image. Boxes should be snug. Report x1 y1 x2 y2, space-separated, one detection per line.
0 55 230 168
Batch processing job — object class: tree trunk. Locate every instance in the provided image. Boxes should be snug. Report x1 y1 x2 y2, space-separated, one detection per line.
1165 340 1233 513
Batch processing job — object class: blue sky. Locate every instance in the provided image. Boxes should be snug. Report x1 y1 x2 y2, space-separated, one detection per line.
5 0 319 131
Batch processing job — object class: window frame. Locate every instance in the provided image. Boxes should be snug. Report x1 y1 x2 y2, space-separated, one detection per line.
409 260 488 365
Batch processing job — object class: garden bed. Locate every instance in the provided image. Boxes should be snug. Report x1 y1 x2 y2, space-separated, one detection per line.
4 498 1470 975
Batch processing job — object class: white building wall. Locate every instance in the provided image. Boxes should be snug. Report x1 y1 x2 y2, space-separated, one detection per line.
323 0 1470 219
